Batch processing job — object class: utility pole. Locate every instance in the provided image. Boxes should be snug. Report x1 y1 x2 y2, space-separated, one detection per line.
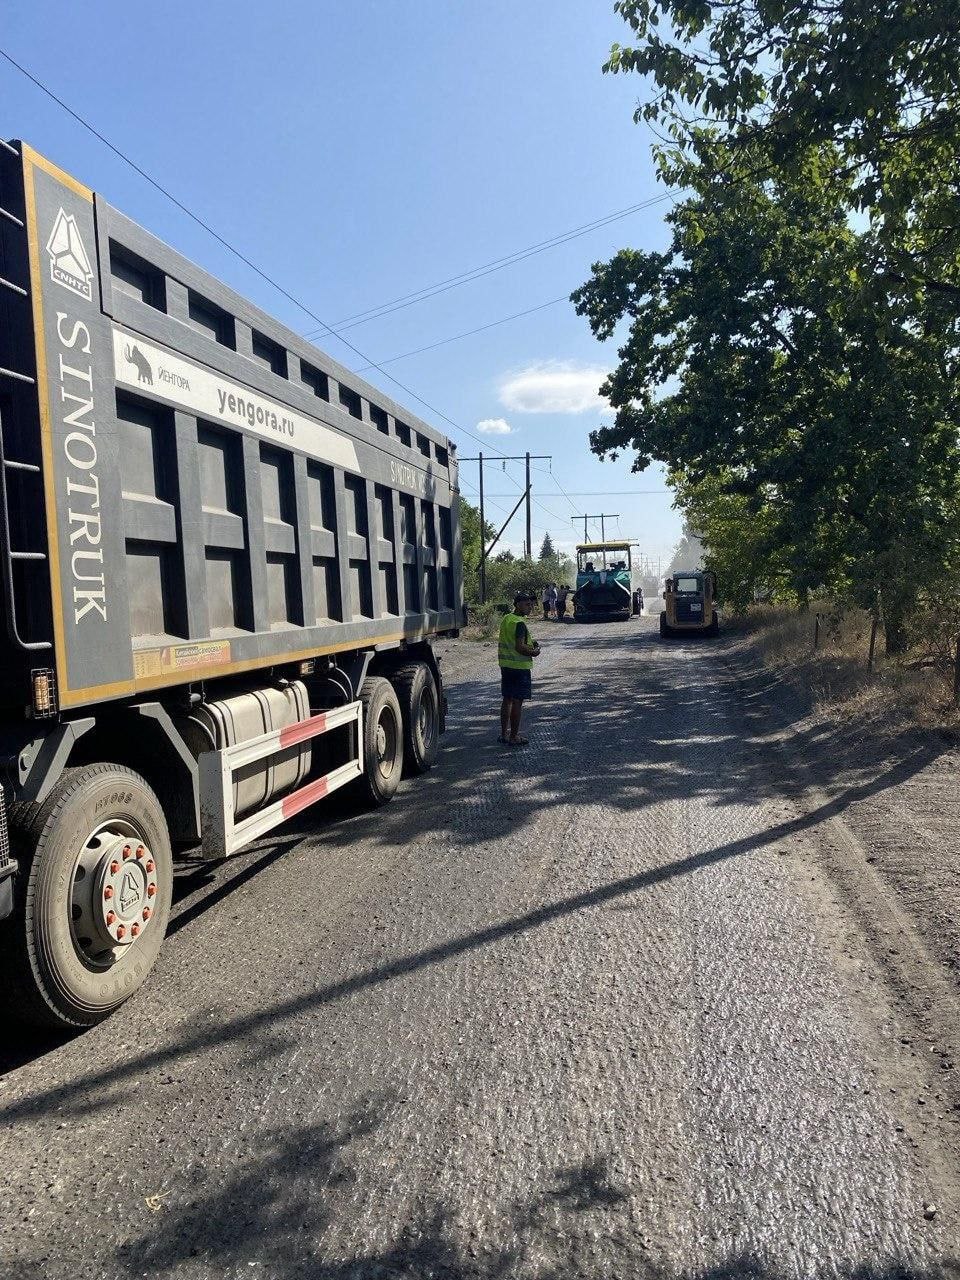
460 452 551 601
574 513 620 542
478 451 485 605
525 452 532 559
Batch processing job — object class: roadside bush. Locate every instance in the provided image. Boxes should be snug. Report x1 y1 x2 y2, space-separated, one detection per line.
465 601 505 640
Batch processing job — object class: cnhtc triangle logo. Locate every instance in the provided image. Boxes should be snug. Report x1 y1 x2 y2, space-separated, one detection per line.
46 208 93 301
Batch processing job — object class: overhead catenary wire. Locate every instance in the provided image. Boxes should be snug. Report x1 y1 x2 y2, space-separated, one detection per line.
353 295 571 371
310 191 675 339
0 47 672 551
0 47 518 465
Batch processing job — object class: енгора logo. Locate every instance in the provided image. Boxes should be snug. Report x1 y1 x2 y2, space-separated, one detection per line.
46 208 93 302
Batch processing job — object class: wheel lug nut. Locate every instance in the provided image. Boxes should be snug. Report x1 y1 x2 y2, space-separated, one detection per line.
122 845 132 859
131 924 140 937
104 886 114 900
142 907 151 921
110 860 120 875
145 860 155 873
116 925 126 940
136 845 145 859
147 883 157 898
106 911 116 925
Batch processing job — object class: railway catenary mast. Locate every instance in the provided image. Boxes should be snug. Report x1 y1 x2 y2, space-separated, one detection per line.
0 140 465 1028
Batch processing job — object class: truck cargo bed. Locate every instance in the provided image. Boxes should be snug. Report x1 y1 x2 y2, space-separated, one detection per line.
0 141 464 714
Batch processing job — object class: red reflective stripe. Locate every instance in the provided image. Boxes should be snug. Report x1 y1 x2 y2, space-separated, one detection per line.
281 775 328 818
279 712 327 748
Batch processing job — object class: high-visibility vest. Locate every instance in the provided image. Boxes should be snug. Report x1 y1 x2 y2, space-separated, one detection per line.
498 612 533 670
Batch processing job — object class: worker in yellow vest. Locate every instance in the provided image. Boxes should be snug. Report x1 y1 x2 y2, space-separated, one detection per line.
498 592 541 746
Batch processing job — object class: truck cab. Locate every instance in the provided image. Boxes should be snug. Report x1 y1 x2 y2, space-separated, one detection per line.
660 571 719 638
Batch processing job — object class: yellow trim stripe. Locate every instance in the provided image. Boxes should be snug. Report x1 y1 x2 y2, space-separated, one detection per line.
57 628 443 708
23 150 72 699
21 143 93 202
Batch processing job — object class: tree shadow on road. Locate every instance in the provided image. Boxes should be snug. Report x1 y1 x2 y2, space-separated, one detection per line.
92 1118 955 1280
1 625 951 1107
0 626 949 1121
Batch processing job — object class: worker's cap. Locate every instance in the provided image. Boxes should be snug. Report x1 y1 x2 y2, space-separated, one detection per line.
513 592 535 604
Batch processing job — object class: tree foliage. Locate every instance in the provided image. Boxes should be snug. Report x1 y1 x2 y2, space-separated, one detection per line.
606 0 960 308
573 0 960 650
458 497 495 607
458 498 573 608
538 532 556 560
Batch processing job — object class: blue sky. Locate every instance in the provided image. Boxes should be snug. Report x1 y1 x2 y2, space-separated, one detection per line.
2 1 682 571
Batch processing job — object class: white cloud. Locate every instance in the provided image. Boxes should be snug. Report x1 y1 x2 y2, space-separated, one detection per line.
499 361 610 415
476 417 514 435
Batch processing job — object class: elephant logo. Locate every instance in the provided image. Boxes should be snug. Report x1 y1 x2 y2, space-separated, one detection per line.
124 344 153 385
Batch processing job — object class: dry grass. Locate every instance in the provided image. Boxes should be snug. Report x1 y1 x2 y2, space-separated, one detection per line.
729 603 960 732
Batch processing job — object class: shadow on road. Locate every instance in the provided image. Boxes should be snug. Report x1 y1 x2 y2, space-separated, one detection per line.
101 1121 958 1280
0 625 947 1111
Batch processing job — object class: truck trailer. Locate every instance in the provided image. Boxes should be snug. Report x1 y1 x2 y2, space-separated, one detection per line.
0 140 465 1029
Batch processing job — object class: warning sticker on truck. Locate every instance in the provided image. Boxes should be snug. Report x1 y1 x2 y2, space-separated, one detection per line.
133 640 232 680
112 330 361 473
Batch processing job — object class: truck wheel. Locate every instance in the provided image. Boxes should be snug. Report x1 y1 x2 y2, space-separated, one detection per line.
0 764 173 1029
659 612 671 639
392 663 440 775
355 677 404 806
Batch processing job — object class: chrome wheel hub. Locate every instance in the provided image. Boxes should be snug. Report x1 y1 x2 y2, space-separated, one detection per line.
71 825 157 963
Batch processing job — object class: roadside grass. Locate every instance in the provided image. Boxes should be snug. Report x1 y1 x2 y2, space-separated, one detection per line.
729 604 960 731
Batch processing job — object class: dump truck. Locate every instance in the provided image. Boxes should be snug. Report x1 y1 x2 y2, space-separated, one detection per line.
0 140 465 1028
660 571 719 637
573 541 634 621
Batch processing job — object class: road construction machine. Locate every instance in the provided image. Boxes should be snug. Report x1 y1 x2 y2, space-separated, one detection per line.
572 542 634 622
660 571 719 638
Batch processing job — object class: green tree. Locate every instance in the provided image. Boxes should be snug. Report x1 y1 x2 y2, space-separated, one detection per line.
538 532 555 560
669 473 796 611
457 497 495 605
605 0 960 311
573 150 960 650
575 0 960 651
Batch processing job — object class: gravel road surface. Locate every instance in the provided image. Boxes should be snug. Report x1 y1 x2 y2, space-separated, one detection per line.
2 618 958 1279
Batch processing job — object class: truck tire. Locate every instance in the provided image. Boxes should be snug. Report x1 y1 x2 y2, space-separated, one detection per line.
659 612 671 639
0 764 173 1029
354 677 404 806
391 662 440 775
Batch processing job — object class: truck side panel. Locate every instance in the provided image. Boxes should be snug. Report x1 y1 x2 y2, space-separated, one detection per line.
3 143 463 713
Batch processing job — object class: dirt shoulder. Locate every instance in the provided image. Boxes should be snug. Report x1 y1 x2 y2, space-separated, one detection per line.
716 629 960 1188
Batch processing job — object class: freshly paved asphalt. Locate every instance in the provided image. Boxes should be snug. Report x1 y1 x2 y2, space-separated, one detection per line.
0 619 954 1279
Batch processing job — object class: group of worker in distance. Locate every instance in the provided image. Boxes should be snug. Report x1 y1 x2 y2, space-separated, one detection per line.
540 582 569 621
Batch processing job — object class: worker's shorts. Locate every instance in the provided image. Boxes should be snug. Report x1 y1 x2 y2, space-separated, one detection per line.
500 668 532 702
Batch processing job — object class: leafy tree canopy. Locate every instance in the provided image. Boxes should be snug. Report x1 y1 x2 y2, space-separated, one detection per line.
573 1 960 650
606 0 960 307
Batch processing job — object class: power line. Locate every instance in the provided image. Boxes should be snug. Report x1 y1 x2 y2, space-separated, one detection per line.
486 489 671 496
0 46 520 465
311 191 675 338
354 295 570 371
